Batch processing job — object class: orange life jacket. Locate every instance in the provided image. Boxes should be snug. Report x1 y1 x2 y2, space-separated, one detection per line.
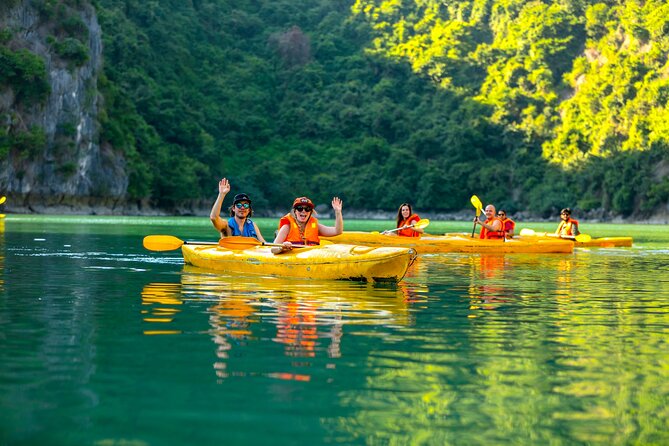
279 214 320 245
398 214 421 237
480 217 505 239
501 218 516 238
557 218 579 236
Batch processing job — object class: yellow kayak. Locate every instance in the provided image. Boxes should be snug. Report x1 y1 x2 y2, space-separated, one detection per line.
573 236 633 248
181 243 417 282
322 232 573 254
518 230 633 248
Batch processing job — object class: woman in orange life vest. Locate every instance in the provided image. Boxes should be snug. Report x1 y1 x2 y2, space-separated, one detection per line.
555 208 580 237
473 204 505 239
209 177 267 242
274 196 343 248
497 209 515 238
382 203 424 237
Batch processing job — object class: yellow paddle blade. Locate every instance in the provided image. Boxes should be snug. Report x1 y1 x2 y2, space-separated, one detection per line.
0 196 6 205
414 218 430 229
143 235 184 251
470 195 482 215
575 233 591 243
218 236 263 250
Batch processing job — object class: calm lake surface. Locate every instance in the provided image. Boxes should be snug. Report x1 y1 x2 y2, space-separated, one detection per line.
1 215 668 445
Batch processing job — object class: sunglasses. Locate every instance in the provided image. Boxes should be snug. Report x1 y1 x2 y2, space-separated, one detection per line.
497 213 505 217
235 202 250 209
294 206 312 212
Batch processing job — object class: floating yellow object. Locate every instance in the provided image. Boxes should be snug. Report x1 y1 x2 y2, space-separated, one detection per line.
180 243 417 282
322 232 573 254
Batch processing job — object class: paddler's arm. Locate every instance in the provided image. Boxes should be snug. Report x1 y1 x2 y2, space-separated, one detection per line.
474 216 502 232
317 197 344 236
210 178 230 235
274 224 290 246
410 216 424 234
253 222 267 243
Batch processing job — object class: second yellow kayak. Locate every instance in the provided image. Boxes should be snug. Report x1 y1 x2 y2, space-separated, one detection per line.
322 232 573 254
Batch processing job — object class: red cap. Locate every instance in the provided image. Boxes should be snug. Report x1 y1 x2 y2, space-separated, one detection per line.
292 197 314 208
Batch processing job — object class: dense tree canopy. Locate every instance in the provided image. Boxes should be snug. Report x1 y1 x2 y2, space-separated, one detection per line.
4 0 668 216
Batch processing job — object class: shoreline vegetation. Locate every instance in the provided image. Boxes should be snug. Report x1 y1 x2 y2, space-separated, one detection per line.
2 201 668 225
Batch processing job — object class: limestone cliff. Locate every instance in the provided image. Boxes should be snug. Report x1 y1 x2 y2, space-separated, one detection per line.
0 0 127 214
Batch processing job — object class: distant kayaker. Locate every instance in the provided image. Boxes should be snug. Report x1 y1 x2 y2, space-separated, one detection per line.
556 208 580 237
474 204 505 239
274 196 343 248
210 178 267 242
383 203 424 237
497 209 515 238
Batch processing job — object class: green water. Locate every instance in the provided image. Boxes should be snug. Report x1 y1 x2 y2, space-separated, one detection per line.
1 216 668 445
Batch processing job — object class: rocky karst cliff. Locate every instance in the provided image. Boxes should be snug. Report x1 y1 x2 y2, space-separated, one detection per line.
0 0 127 214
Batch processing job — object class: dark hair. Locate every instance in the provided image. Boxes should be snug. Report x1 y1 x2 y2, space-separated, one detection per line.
560 208 571 216
396 203 413 228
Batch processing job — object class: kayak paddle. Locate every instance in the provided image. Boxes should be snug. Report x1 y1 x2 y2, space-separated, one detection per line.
0 196 6 205
374 218 430 235
470 195 482 238
218 236 308 250
519 228 592 243
143 235 218 251
143 235 308 252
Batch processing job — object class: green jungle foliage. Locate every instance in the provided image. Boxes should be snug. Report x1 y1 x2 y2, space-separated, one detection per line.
88 0 669 215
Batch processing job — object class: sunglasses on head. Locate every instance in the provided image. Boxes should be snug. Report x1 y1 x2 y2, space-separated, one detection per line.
294 206 312 212
235 202 250 209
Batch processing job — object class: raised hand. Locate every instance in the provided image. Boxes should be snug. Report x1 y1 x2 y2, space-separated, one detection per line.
218 178 231 195
331 196 343 212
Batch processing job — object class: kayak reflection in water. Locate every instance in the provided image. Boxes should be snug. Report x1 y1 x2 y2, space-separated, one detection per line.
209 177 266 242
383 203 424 237
556 207 580 237
274 196 343 249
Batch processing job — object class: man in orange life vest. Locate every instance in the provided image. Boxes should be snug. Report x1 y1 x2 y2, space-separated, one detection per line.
474 204 505 239
274 196 343 248
556 208 580 237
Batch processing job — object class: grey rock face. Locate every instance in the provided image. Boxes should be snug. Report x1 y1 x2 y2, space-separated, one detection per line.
0 1 128 214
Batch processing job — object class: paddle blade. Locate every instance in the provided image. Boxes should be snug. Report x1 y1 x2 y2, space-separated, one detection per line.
414 218 430 230
519 228 535 236
575 233 591 243
218 236 263 250
143 235 184 251
470 195 482 216
0 196 6 205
